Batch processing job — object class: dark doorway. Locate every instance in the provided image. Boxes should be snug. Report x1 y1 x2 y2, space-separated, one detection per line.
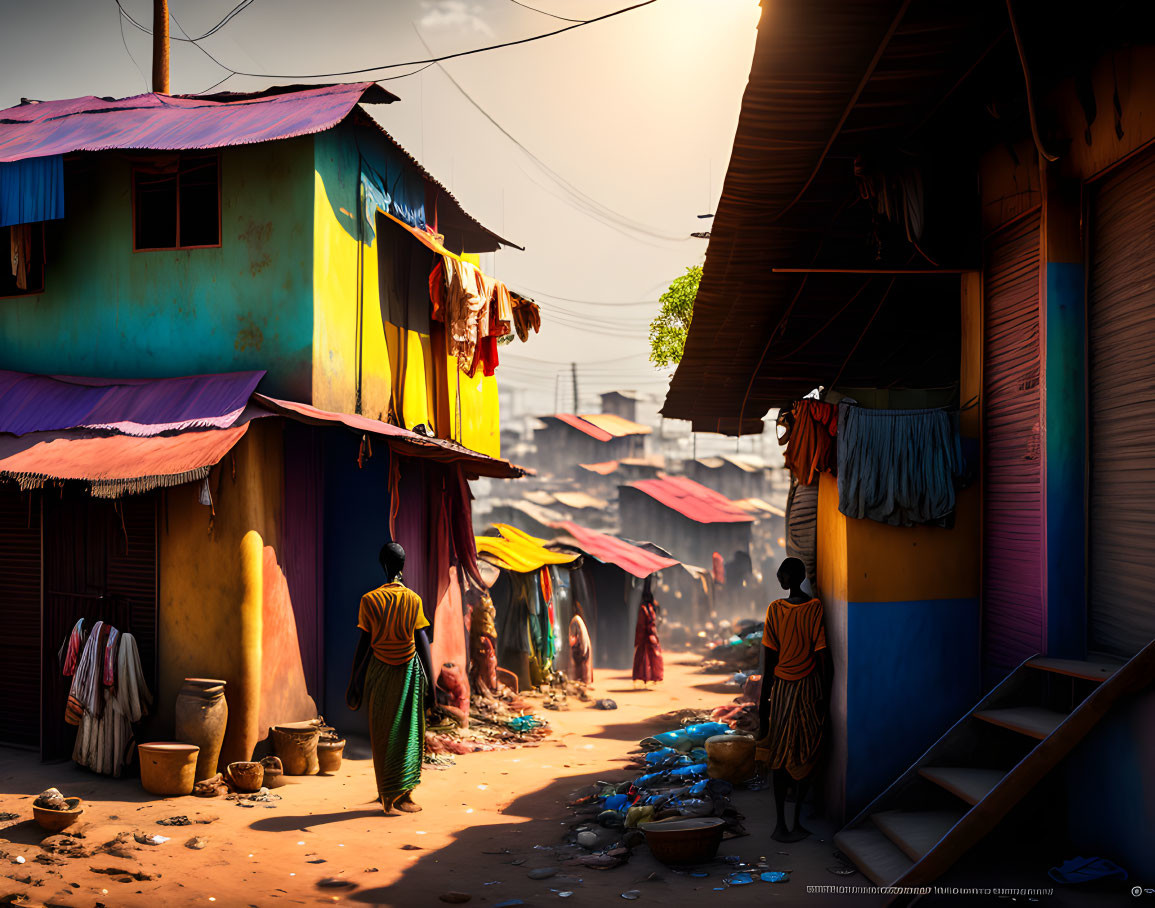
0 484 42 750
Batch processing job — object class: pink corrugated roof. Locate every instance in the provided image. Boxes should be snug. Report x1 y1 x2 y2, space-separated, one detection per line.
551 520 679 579
627 475 755 524
0 370 264 437
549 414 613 442
0 83 392 162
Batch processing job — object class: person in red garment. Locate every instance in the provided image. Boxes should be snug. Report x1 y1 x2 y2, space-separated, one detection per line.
632 577 664 687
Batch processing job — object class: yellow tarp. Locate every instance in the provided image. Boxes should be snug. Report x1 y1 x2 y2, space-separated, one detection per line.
475 524 578 573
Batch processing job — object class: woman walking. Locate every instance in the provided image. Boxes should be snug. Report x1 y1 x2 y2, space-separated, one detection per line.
348 542 433 816
632 577 664 687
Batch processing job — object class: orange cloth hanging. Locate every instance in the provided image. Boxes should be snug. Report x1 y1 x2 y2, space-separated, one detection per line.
783 400 839 485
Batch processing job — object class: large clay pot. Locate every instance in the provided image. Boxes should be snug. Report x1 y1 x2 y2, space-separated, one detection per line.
705 734 756 784
138 742 200 796
174 678 229 782
271 723 320 776
317 738 346 774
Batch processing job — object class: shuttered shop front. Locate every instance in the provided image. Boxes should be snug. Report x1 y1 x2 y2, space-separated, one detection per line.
982 212 1044 675
1088 149 1155 657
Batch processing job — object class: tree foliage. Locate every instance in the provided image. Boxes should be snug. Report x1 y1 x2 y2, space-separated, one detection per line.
648 265 701 368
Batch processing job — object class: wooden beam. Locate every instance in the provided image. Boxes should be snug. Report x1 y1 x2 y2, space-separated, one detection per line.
771 267 976 275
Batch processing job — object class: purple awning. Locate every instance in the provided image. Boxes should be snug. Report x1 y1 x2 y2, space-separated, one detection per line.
0 370 264 436
0 83 393 163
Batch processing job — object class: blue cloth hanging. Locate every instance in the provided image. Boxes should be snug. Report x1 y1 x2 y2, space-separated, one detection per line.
0 156 65 227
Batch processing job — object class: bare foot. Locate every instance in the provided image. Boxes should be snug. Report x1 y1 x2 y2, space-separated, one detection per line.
381 796 401 817
394 793 423 813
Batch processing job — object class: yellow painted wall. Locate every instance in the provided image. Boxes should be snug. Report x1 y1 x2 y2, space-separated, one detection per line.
157 419 313 768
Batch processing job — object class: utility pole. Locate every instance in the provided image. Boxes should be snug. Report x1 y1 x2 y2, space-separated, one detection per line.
571 362 579 413
152 0 170 94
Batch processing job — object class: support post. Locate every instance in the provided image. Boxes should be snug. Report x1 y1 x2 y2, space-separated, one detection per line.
152 0 170 94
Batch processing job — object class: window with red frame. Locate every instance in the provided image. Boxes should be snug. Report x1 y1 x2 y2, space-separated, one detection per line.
133 154 220 250
2 224 45 297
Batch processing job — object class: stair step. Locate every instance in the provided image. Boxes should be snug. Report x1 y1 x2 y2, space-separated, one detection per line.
973 705 1066 740
918 766 1005 805
1027 656 1121 682
871 809 965 863
833 824 914 886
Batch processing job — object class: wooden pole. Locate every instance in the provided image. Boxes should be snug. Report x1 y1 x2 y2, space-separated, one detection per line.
152 0 170 94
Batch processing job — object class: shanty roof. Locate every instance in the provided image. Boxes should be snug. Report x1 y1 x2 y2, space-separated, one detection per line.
0 369 263 436
490 499 567 529
662 0 1005 433
734 497 787 518
475 524 579 573
546 413 650 442
0 425 248 498
579 460 620 475
625 475 754 524
551 490 609 511
0 83 514 253
551 520 678 579
0 371 525 492
0 83 393 162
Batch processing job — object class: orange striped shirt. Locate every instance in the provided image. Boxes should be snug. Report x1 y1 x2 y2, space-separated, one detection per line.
763 597 827 680
358 583 430 666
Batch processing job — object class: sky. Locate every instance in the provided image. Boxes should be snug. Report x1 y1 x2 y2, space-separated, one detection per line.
0 0 761 423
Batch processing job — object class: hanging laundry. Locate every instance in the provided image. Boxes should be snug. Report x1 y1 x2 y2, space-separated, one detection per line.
60 618 85 677
9 223 32 290
103 625 120 687
65 620 103 726
785 477 819 589
73 631 152 777
438 256 488 374
836 402 964 526
510 293 541 342
783 399 839 485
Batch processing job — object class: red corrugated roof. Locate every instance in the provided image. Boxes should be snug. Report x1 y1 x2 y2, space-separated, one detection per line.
626 475 754 524
549 414 613 442
551 520 679 579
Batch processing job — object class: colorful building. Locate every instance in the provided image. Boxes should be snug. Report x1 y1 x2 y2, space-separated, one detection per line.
0 83 536 769
662 0 1155 883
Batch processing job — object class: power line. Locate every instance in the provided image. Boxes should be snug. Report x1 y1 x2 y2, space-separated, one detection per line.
116 3 150 91
507 0 587 22
116 0 256 43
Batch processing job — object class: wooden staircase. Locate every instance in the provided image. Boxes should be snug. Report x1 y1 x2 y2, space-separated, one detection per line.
833 643 1155 888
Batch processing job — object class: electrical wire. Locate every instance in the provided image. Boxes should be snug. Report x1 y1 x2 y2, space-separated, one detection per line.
506 0 587 23
117 0 256 43
117 3 151 91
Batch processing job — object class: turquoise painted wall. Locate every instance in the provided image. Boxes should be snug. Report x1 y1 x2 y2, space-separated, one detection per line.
0 140 315 401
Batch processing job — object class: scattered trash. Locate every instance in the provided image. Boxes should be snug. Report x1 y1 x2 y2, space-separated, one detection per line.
308 858 327 864
133 833 169 846
185 837 208 850
576 831 599 849
690 871 709 878
594 699 618 710
761 871 789 883
621 891 641 900
0 813 18 822
401 844 423 851
14 855 26 864
528 867 558 880
33 789 68 811
724 872 754 885
827 865 856 876
557 891 574 898
318 878 356 889
158 816 191 826
91 866 161 882
439 893 472 904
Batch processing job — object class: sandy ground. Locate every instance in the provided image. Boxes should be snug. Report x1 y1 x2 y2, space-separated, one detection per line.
0 653 876 908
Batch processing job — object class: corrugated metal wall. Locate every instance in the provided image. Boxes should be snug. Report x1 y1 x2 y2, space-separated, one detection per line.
0 486 41 749
1089 149 1155 657
982 212 1044 676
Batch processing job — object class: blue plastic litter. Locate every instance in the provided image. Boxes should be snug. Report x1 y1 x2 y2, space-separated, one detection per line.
725 872 754 885
602 794 630 811
635 772 665 789
761 872 789 883
669 763 709 779
1048 857 1128 885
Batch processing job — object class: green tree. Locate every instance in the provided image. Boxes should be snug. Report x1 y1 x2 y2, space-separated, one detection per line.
648 265 701 368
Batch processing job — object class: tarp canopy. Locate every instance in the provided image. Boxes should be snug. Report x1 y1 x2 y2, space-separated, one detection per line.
551 520 678 579
476 523 579 573
626 475 754 524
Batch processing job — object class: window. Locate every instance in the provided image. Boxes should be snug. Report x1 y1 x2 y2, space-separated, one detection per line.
1 224 45 297
133 154 220 250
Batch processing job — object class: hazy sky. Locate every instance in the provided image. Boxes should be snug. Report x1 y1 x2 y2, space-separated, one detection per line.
0 0 761 418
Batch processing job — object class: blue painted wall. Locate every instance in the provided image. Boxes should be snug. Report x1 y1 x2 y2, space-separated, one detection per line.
322 430 393 734
844 598 981 815
1044 261 1087 658
0 141 316 401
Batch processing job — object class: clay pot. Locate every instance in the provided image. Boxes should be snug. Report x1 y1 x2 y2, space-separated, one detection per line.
317 738 346 774
138 742 200 796
271 723 320 775
32 798 83 832
260 756 286 789
226 761 264 793
174 678 229 783
705 734 756 784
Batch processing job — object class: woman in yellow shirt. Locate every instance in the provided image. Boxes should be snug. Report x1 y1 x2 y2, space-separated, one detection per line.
348 543 433 816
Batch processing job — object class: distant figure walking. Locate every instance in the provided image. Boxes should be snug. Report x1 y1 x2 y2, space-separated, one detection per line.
569 611 594 685
632 577 664 687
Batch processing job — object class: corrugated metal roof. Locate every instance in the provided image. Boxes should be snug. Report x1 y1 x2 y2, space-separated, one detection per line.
578 460 620 475
0 83 392 162
551 490 609 511
577 413 652 438
551 520 678 579
548 414 613 442
734 497 787 518
626 475 754 524
0 424 248 497
0 370 264 436
662 0 1001 432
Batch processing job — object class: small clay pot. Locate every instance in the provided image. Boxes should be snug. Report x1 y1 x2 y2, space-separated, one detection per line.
317 738 346 774
226 761 264 793
32 798 83 832
139 742 200 796
260 756 286 789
